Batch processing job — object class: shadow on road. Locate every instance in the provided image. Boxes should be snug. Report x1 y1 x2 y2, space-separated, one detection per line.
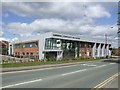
102 59 120 64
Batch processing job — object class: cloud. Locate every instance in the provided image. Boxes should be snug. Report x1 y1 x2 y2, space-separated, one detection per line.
7 18 93 36
2 2 111 19
0 37 9 41
11 37 18 42
0 22 4 37
2 2 117 47
7 18 117 37
0 30 3 37
85 4 111 18
8 22 33 36
7 18 117 47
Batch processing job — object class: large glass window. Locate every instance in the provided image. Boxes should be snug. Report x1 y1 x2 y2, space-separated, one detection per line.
15 42 38 48
62 40 76 59
45 38 60 49
15 44 20 48
95 49 97 55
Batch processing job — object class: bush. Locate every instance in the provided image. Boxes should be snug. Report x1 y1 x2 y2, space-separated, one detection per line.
47 57 56 61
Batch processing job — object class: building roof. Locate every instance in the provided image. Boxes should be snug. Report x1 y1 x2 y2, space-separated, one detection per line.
11 32 111 44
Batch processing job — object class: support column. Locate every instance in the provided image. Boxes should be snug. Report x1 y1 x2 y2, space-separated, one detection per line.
106 44 109 58
97 43 101 58
75 42 78 58
109 45 112 57
104 44 107 58
92 43 96 59
102 44 105 57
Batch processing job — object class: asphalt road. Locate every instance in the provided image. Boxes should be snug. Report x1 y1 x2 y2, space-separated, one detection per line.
1 60 119 88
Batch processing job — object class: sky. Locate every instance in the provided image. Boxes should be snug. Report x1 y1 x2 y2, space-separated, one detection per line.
1 1 119 48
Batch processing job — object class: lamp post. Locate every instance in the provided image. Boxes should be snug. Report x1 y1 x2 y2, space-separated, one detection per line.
105 27 113 58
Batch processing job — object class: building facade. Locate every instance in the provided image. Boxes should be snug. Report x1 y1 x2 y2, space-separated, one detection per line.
8 32 112 60
0 40 9 55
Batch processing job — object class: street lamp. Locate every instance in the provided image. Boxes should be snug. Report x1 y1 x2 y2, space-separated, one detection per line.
105 27 114 58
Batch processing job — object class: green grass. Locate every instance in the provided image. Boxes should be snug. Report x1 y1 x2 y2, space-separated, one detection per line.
1 58 102 68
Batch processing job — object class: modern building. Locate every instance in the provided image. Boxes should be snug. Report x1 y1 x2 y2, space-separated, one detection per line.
8 32 112 61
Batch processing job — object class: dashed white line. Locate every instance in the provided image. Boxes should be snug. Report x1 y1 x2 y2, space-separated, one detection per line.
2 78 42 88
61 64 107 76
81 64 97 67
2 62 115 75
82 64 87 66
109 63 116 65
95 65 106 68
61 69 87 76
2 64 110 88
86 65 97 67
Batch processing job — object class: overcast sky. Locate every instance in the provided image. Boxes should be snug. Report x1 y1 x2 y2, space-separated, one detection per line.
1 1 118 48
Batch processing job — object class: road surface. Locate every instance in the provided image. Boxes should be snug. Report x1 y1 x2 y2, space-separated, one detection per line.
1 59 119 89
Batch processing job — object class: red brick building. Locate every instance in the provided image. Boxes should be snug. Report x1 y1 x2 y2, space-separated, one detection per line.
14 40 39 59
0 40 9 55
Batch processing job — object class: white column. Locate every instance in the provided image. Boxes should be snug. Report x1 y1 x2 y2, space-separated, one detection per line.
106 44 109 57
102 44 105 57
75 42 78 58
92 43 96 59
39 39 45 60
104 44 107 58
97 43 101 58
109 45 112 57
109 50 111 57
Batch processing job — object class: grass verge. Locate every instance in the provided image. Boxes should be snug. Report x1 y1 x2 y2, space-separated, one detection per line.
1 58 102 68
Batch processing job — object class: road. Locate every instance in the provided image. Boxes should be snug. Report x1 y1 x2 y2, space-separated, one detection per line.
1 59 119 89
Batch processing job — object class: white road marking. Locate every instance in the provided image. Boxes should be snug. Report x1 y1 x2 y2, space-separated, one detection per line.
2 64 109 88
86 65 97 67
61 69 87 76
62 64 107 76
95 65 106 68
3 60 115 75
109 63 116 65
93 73 119 89
1 65 77 74
81 64 97 67
2 78 42 88
82 64 87 66
2 63 108 75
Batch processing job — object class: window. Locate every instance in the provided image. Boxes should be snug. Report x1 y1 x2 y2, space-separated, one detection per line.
15 44 20 48
30 44 32 47
30 52 33 56
23 45 25 48
95 49 97 55
26 52 29 56
22 52 25 55
45 38 59 49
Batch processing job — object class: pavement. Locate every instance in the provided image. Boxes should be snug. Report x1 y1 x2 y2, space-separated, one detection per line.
1 59 119 89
